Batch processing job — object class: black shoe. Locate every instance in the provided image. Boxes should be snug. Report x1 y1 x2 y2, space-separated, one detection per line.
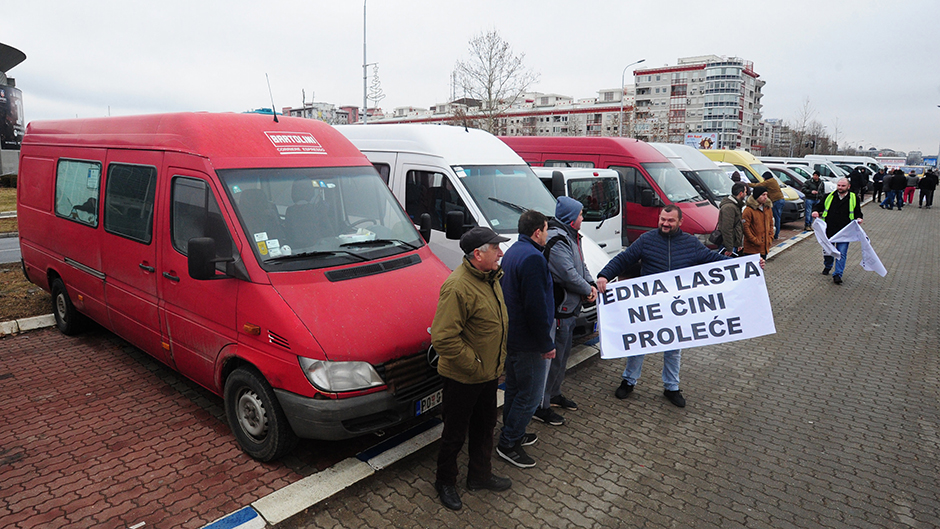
434 482 462 511
532 407 565 426
496 442 536 468
879 204 885 209
467 474 512 492
550 394 578 411
821 268 831 275
615 380 635 399
664 389 686 408
520 432 538 446
833 275 843 285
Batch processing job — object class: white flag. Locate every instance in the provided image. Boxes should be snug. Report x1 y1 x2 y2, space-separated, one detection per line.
812 218 840 258
829 221 887 277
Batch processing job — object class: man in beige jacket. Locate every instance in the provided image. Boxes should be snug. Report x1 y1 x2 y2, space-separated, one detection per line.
430 227 512 511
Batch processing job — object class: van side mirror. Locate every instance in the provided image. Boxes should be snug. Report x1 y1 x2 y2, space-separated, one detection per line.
188 237 235 280
445 210 466 240
641 189 656 208
551 171 565 198
418 213 432 243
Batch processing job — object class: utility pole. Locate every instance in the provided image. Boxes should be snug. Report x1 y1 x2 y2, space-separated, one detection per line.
362 0 368 124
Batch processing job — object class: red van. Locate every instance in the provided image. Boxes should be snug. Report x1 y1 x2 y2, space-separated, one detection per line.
499 136 718 247
17 112 450 461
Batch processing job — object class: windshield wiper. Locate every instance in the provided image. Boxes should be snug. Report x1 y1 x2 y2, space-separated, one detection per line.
266 250 369 264
487 197 528 213
340 238 419 251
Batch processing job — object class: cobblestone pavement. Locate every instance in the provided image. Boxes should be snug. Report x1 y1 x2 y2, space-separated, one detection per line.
280 203 940 528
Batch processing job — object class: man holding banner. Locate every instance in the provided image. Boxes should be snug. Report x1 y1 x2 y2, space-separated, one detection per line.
812 177 863 285
596 206 765 408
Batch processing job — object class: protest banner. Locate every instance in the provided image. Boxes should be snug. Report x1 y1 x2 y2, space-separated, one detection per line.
597 254 775 359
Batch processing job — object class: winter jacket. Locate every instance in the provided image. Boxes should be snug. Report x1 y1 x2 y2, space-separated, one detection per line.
813 191 863 238
801 178 826 201
742 196 774 256
889 173 907 191
500 235 555 354
545 218 594 319
920 172 938 191
598 227 728 280
717 195 744 253
906 175 920 188
759 176 785 202
431 258 508 384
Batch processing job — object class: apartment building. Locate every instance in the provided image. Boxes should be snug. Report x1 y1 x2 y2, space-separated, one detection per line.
633 55 764 151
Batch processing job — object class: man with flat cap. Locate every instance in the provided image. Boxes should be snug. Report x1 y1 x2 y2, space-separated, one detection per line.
431 227 512 511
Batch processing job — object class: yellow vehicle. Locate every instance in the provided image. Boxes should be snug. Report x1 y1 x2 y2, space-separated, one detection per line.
701 149 804 222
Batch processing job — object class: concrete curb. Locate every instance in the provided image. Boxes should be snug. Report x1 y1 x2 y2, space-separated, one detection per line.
0 314 56 336
0 231 17 239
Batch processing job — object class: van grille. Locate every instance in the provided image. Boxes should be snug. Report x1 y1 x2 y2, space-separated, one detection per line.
324 254 421 282
268 331 290 350
375 350 441 402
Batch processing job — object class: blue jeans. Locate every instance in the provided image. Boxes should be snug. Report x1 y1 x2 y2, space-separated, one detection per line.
500 351 550 447
804 199 817 227
881 190 899 209
772 199 784 238
541 317 575 409
622 349 681 391
823 242 850 278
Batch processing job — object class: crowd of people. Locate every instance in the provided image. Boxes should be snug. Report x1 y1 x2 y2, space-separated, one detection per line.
428 162 899 510
875 168 938 210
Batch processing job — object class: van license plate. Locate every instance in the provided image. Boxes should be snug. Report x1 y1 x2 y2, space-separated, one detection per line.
416 389 443 416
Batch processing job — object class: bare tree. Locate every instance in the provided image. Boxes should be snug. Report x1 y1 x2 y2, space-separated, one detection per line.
788 98 817 157
453 30 539 134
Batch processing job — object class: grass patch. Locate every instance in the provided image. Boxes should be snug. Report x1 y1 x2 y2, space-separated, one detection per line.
0 187 15 211
0 263 51 322
0 217 17 234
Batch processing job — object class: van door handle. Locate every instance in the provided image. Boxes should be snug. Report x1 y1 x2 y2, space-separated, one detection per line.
139 264 156 273
163 271 180 282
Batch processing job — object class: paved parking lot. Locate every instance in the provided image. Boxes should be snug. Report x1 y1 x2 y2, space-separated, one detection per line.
2 202 938 528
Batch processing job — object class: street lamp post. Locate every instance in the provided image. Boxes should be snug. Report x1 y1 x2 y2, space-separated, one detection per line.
362 0 368 124
620 59 646 137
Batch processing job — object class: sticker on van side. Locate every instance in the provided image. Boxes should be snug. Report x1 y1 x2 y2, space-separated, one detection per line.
264 131 327 155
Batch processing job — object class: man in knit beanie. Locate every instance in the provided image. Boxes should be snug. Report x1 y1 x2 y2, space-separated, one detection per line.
533 196 597 426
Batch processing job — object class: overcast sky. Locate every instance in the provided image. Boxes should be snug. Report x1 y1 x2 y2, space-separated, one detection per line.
5 0 939 153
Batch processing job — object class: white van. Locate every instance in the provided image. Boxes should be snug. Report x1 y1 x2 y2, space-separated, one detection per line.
649 143 733 208
336 124 611 330
532 167 623 257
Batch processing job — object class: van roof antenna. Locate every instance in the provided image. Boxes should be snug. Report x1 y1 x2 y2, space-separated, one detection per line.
266 73 279 123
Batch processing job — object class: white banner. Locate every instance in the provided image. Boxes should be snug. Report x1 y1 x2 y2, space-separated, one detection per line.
829 220 887 277
597 254 776 359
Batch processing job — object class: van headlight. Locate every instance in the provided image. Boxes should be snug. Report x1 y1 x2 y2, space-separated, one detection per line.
298 357 385 392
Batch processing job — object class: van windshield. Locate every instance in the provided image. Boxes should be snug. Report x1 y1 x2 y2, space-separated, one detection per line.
695 169 734 198
218 166 423 271
454 164 557 234
640 163 703 203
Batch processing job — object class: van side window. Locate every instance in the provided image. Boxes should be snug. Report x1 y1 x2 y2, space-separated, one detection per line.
55 159 102 227
734 165 759 183
568 178 620 221
405 170 470 231
371 163 391 185
171 177 233 266
545 160 594 168
609 166 650 204
104 163 157 244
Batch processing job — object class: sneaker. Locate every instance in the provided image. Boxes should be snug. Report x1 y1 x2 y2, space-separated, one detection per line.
532 407 565 426
496 442 535 468
833 275 843 285
821 267 831 275
664 389 686 408
520 432 538 446
466 474 512 492
614 380 635 399
550 394 578 411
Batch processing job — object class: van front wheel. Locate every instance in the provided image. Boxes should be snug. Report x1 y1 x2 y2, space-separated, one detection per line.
224 367 297 462
51 278 86 335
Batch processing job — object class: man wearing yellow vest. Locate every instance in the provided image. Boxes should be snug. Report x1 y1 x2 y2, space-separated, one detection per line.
811 177 864 285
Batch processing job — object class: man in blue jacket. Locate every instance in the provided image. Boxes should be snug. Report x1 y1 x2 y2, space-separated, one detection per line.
597 206 733 408
497 210 556 468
